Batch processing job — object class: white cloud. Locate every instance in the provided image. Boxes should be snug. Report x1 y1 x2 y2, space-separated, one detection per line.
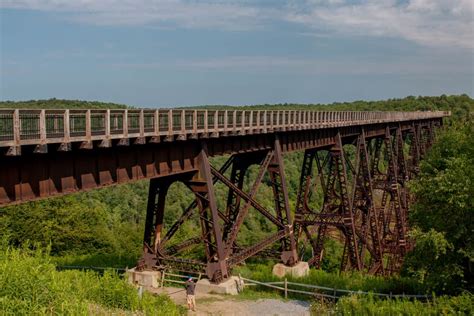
110 55 471 75
0 0 264 30
1 0 473 48
286 0 474 49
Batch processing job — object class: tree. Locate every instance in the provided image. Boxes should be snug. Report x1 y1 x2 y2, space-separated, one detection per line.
404 121 473 293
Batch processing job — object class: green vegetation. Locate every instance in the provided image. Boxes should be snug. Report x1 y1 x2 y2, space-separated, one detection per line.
310 293 473 315
1 94 473 314
0 243 184 315
1 183 149 268
195 94 473 122
234 263 424 296
403 121 473 294
0 98 128 109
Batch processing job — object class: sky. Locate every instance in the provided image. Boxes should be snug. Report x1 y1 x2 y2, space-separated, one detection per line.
0 0 473 108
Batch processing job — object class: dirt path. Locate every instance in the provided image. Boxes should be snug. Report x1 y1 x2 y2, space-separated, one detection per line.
150 287 311 316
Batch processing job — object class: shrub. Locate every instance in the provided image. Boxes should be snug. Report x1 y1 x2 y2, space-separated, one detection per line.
331 293 473 316
0 246 184 315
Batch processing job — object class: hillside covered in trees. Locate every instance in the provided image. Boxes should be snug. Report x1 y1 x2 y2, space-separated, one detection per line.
0 98 128 109
2 94 472 119
1 95 473 307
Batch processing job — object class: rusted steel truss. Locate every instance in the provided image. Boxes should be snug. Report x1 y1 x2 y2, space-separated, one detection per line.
294 123 438 276
138 138 298 283
137 122 438 282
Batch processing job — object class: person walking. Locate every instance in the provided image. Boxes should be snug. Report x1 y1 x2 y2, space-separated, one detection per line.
185 276 196 312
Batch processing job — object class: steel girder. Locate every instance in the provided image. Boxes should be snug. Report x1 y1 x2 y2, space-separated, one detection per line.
137 122 440 281
294 132 361 271
294 123 439 276
138 138 298 283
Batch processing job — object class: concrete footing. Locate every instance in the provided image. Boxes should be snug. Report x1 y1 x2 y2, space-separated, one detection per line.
272 261 310 278
196 276 242 295
126 268 161 288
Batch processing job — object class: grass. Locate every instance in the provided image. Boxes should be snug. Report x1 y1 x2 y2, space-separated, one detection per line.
234 287 284 301
310 293 474 315
53 252 138 269
8 245 469 315
234 262 426 298
233 263 473 315
0 246 185 315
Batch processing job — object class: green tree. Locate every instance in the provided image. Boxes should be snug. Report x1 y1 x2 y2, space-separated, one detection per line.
404 121 474 293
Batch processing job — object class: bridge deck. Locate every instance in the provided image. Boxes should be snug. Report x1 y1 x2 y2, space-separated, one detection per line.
0 109 449 149
0 109 450 205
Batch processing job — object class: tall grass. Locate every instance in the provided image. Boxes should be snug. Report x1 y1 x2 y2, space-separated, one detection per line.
324 293 473 315
53 252 138 269
0 246 184 315
234 263 425 296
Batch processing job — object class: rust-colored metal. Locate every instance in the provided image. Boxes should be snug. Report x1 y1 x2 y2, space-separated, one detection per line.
137 137 299 283
293 121 442 276
294 133 361 271
0 109 447 282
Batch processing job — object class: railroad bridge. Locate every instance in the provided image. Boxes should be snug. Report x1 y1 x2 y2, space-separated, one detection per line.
0 109 449 283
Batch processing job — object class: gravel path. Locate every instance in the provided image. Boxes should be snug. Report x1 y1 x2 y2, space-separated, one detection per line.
150 287 311 316
191 298 310 316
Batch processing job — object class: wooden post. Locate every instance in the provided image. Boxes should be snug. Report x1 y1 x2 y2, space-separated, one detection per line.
284 278 288 299
256 111 260 131
123 109 128 137
193 110 197 134
139 109 145 137
249 111 254 134
270 111 274 131
105 109 110 139
233 111 237 132
175 109 186 141
12 109 21 155
96 109 112 147
168 109 173 137
63 109 70 143
204 110 208 134
40 109 46 144
298 111 302 130
281 111 285 130
276 111 280 130
263 110 267 133
224 110 228 133
181 110 186 134
154 110 160 135
84 110 91 141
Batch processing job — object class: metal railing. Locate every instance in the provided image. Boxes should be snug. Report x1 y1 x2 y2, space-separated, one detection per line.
0 109 450 147
240 276 431 301
56 265 432 301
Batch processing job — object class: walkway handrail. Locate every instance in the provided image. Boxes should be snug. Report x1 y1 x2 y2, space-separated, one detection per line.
56 265 432 301
240 276 432 300
0 109 450 147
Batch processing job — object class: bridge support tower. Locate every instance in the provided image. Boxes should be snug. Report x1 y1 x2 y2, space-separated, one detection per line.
294 122 439 276
137 137 300 283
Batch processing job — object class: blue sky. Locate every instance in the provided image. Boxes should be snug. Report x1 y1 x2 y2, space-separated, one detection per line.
1 0 473 107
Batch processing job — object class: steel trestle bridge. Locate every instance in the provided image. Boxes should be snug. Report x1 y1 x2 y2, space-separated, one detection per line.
0 108 449 282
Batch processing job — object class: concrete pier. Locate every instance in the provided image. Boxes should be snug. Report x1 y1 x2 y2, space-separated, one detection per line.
196 276 243 295
126 268 161 288
272 261 310 278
